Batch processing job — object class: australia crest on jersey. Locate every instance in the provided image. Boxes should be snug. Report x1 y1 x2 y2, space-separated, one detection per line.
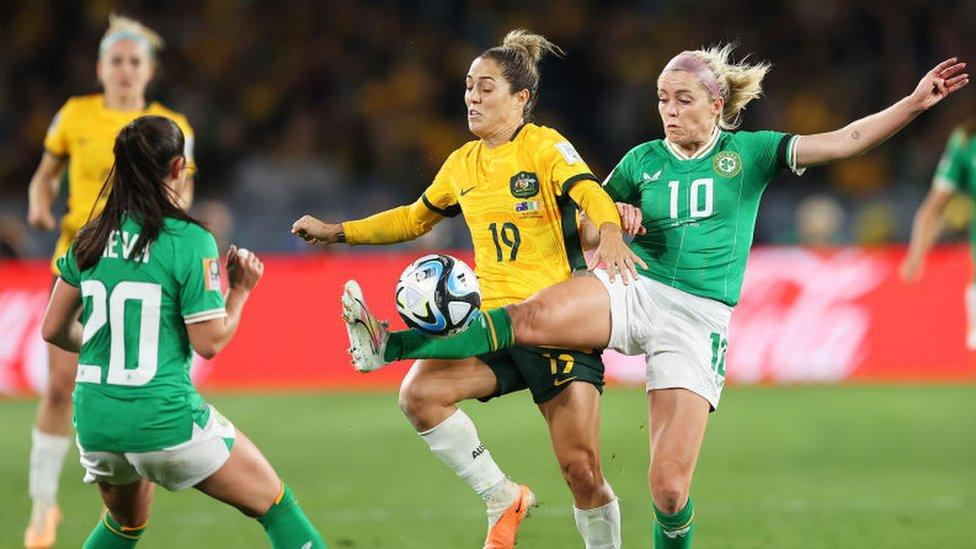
510 171 540 198
713 151 742 178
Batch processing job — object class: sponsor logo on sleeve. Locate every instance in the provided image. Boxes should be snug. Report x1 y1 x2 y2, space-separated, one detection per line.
555 141 582 165
203 258 221 291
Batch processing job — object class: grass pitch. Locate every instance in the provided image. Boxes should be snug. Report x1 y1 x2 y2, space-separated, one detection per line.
2 385 974 548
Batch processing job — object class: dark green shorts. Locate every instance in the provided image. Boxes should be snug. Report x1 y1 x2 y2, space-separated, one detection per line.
478 345 605 404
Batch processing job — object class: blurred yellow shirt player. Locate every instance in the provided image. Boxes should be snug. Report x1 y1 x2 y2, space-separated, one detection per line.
349 122 598 309
44 94 194 273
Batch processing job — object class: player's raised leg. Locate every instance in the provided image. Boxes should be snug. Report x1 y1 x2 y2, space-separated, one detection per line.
648 389 710 548
349 275 613 367
82 480 154 548
25 344 76 549
194 430 326 548
399 358 535 549
539 382 620 549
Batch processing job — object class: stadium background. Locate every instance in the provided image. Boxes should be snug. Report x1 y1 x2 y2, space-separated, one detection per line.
0 1 974 547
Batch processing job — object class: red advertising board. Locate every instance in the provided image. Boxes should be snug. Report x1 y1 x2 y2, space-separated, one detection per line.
1 247 973 396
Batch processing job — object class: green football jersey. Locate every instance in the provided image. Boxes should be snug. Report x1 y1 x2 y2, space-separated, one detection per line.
603 129 799 306
932 128 976 259
58 215 226 452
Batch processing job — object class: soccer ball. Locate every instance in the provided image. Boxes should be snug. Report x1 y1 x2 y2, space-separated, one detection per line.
395 254 481 336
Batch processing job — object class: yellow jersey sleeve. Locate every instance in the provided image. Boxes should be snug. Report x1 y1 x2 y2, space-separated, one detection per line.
343 148 465 244
421 150 462 217
43 100 73 157
532 128 597 196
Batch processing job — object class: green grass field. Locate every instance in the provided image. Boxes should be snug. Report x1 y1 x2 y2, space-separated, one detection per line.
2 385 974 548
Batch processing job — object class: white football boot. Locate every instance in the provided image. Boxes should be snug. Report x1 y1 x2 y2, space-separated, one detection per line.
341 280 390 372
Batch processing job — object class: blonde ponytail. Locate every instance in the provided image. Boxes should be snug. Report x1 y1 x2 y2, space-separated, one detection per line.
680 44 770 129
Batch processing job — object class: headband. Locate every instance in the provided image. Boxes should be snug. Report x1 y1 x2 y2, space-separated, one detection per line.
662 52 722 99
99 30 153 58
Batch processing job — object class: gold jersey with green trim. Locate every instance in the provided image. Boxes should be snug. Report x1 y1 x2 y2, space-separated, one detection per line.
44 94 195 236
57 215 226 453
421 123 597 309
603 129 800 306
932 127 976 259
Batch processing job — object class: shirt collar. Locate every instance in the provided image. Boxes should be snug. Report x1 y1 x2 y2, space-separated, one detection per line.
664 126 721 161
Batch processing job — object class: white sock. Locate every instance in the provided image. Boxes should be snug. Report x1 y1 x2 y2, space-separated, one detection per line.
28 428 71 506
419 408 506 499
573 484 621 549
965 284 976 350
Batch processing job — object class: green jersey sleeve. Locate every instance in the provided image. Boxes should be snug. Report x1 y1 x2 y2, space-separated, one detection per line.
602 147 640 204
177 225 227 324
933 129 969 192
56 244 81 287
739 130 797 181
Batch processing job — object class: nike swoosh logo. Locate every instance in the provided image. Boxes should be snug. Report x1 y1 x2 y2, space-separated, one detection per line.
459 187 476 196
553 376 577 387
514 498 523 513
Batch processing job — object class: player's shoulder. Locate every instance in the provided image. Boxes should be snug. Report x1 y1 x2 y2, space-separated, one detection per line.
725 129 788 146
58 94 102 119
621 140 664 165
163 216 212 242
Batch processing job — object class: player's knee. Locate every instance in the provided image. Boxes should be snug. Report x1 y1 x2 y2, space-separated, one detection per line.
508 300 546 345
561 453 603 496
648 462 691 514
398 377 453 424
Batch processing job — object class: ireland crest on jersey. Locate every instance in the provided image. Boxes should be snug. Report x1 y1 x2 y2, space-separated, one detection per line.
510 171 540 198
713 151 742 178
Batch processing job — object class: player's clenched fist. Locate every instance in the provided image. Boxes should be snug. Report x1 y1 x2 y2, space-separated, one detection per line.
291 215 343 244
226 244 263 291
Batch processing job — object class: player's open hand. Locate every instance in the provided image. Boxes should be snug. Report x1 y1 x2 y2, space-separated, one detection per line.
910 58 969 111
588 223 648 284
617 202 646 236
226 245 263 292
291 215 342 244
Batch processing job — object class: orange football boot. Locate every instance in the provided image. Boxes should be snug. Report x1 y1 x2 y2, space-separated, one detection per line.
484 484 536 549
23 505 61 549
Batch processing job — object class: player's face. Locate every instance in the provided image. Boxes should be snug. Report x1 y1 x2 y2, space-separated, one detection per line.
657 70 722 145
97 39 154 101
465 57 526 138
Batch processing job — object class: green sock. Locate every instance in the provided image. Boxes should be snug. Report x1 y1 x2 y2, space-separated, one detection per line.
257 485 327 549
82 510 146 548
653 498 695 548
384 307 514 362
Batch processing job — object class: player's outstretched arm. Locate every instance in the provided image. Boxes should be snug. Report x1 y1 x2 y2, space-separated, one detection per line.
292 198 444 246
27 152 66 231
41 279 84 352
795 58 969 168
187 245 263 359
900 187 954 282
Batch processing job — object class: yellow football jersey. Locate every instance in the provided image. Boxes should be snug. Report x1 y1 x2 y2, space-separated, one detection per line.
44 94 194 271
422 123 597 309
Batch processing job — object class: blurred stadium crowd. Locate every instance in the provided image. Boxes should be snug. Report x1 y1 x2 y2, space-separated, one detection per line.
1 0 975 257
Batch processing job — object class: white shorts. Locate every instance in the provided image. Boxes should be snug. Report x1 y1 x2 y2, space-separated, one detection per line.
594 269 733 410
77 405 236 491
